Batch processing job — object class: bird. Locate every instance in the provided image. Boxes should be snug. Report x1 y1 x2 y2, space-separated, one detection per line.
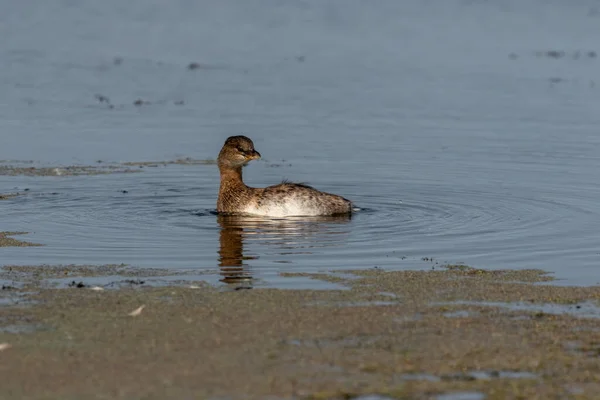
216 135 352 217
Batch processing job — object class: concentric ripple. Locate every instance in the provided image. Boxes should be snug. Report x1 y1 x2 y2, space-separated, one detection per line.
2 162 599 287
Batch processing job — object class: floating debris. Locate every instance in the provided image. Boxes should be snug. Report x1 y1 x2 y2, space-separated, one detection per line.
94 94 110 104
0 343 12 351
128 305 145 317
133 99 151 106
68 281 86 289
123 279 145 286
545 50 565 59
532 50 598 60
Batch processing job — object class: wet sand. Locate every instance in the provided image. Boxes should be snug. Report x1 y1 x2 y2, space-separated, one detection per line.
1 265 600 399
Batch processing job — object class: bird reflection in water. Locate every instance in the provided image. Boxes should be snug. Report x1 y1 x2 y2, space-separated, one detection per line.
217 214 352 288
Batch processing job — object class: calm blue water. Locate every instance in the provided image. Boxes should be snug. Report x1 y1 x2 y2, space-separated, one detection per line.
2 0 600 287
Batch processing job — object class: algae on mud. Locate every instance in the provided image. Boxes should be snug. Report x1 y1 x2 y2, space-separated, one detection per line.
122 158 217 167
0 232 42 248
0 263 182 281
0 158 215 176
0 165 140 176
1 266 600 399
0 193 24 200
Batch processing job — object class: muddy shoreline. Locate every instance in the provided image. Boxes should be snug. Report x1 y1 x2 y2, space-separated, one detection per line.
0 157 216 176
1 264 600 399
0 232 42 247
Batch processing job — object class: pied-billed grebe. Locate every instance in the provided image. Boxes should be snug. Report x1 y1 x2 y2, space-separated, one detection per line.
217 136 352 217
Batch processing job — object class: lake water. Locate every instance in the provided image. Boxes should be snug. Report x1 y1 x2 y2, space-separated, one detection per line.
2 0 600 287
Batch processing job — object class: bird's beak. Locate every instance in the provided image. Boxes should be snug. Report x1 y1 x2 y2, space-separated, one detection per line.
249 150 261 160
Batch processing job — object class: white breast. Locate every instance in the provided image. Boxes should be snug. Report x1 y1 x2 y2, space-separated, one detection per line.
243 199 322 217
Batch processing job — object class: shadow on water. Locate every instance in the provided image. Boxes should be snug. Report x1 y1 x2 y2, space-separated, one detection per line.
217 214 352 288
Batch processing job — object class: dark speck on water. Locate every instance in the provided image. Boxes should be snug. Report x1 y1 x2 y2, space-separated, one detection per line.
124 279 145 285
545 50 565 59
94 94 110 104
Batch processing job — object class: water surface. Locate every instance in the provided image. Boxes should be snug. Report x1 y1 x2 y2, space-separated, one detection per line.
2 0 600 286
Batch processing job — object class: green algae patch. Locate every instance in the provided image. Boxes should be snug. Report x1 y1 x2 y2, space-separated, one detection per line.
2 267 600 398
0 232 42 247
441 263 554 282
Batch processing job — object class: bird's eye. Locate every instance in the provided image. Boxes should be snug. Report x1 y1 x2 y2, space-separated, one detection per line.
236 146 245 153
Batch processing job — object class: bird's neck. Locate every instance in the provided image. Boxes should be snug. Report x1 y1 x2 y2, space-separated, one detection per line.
219 164 244 188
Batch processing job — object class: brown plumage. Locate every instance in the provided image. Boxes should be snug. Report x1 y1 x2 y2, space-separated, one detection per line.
217 136 352 217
